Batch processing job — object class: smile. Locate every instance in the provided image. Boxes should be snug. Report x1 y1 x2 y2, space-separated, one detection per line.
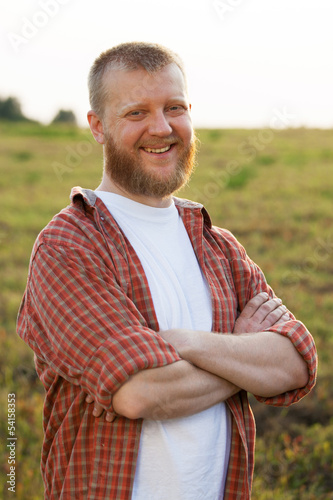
143 145 172 154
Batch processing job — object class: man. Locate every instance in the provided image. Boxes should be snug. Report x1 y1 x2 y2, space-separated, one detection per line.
17 42 317 499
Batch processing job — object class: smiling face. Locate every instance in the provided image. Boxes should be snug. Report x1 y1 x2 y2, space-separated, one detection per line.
89 63 196 206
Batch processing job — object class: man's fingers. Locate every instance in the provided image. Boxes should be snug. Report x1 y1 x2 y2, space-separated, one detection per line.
105 412 117 423
269 309 291 326
85 395 116 421
233 294 290 334
92 403 104 417
280 312 291 322
239 292 270 318
259 304 288 329
253 297 283 323
85 395 105 417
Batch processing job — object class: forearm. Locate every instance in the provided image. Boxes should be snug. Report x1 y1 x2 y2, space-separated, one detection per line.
112 360 240 420
176 330 309 398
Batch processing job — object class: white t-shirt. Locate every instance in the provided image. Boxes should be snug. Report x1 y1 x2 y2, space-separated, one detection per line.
96 191 231 500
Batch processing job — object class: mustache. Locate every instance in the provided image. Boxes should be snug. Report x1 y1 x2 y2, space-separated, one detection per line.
135 137 182 148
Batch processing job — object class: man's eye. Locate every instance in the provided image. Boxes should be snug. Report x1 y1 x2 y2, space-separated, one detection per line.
129 111 141 116
168 105 186 113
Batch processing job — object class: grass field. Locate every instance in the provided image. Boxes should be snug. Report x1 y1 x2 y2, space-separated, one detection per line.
0 122 332 498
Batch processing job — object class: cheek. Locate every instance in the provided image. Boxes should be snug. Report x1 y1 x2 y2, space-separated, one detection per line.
119 125 145 151
176 117 193 144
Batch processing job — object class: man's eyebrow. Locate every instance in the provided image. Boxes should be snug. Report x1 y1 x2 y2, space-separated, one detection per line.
119 102 146 114
119 96 189 115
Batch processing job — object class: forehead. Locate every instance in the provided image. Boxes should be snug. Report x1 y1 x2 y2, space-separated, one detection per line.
103 63 188 111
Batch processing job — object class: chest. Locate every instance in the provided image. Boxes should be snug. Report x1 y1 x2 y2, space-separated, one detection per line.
107 226 239 334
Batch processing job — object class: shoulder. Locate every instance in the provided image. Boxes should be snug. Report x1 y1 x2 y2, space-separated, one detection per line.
41 206 91 246
33 188 101 253
174 195 248 261
208 225 248 261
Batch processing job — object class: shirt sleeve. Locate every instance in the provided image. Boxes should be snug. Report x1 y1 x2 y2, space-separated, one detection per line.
255 318 317 406
229 243 317 407
17 241 182 412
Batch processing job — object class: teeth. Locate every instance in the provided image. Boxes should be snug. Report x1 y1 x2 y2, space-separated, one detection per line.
144 145 171 153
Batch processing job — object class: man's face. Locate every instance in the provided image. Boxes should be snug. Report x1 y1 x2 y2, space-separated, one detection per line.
100 63 196 201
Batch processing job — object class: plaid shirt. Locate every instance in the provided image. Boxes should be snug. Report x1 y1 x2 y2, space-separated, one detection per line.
17 187 317 499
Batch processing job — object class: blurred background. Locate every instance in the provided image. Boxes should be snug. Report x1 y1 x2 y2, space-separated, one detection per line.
1 1 332 498
1 0 333 128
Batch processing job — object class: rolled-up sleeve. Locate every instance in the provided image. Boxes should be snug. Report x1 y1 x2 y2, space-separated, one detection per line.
229 242 317 407
255 318 317 406
17 241 181 412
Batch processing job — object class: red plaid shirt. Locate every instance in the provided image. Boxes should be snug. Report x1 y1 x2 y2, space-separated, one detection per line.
17 187 317 499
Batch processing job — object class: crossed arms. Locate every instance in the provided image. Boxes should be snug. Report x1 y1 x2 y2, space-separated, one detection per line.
87 293 309 421
19 232 316 425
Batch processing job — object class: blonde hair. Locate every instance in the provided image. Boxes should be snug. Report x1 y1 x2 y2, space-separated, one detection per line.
88 41 187 117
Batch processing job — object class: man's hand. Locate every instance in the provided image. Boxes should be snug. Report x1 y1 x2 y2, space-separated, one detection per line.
233 292 290 334
85 293 292 419
158 293 290 353
85 361 240 421
85 395 117 422
159 294 308 398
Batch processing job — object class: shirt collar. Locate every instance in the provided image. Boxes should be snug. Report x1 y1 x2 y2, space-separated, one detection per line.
70 187 212 229
173 196 212 228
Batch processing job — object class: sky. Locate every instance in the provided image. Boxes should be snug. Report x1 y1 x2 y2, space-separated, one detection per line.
1 0 333 129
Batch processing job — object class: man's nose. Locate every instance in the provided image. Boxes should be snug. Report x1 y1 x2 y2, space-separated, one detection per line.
147 111 173 137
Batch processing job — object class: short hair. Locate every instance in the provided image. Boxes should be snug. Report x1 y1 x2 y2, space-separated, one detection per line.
88 41 187 117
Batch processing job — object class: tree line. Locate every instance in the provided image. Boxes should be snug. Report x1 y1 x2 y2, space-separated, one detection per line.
0 96 77 125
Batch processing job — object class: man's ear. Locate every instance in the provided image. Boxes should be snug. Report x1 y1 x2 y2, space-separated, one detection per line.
87 110 105 144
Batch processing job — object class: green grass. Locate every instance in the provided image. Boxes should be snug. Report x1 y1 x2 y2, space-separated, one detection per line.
1 122 332 498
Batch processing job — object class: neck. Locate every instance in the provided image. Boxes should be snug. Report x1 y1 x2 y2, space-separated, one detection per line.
96 174 173 208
